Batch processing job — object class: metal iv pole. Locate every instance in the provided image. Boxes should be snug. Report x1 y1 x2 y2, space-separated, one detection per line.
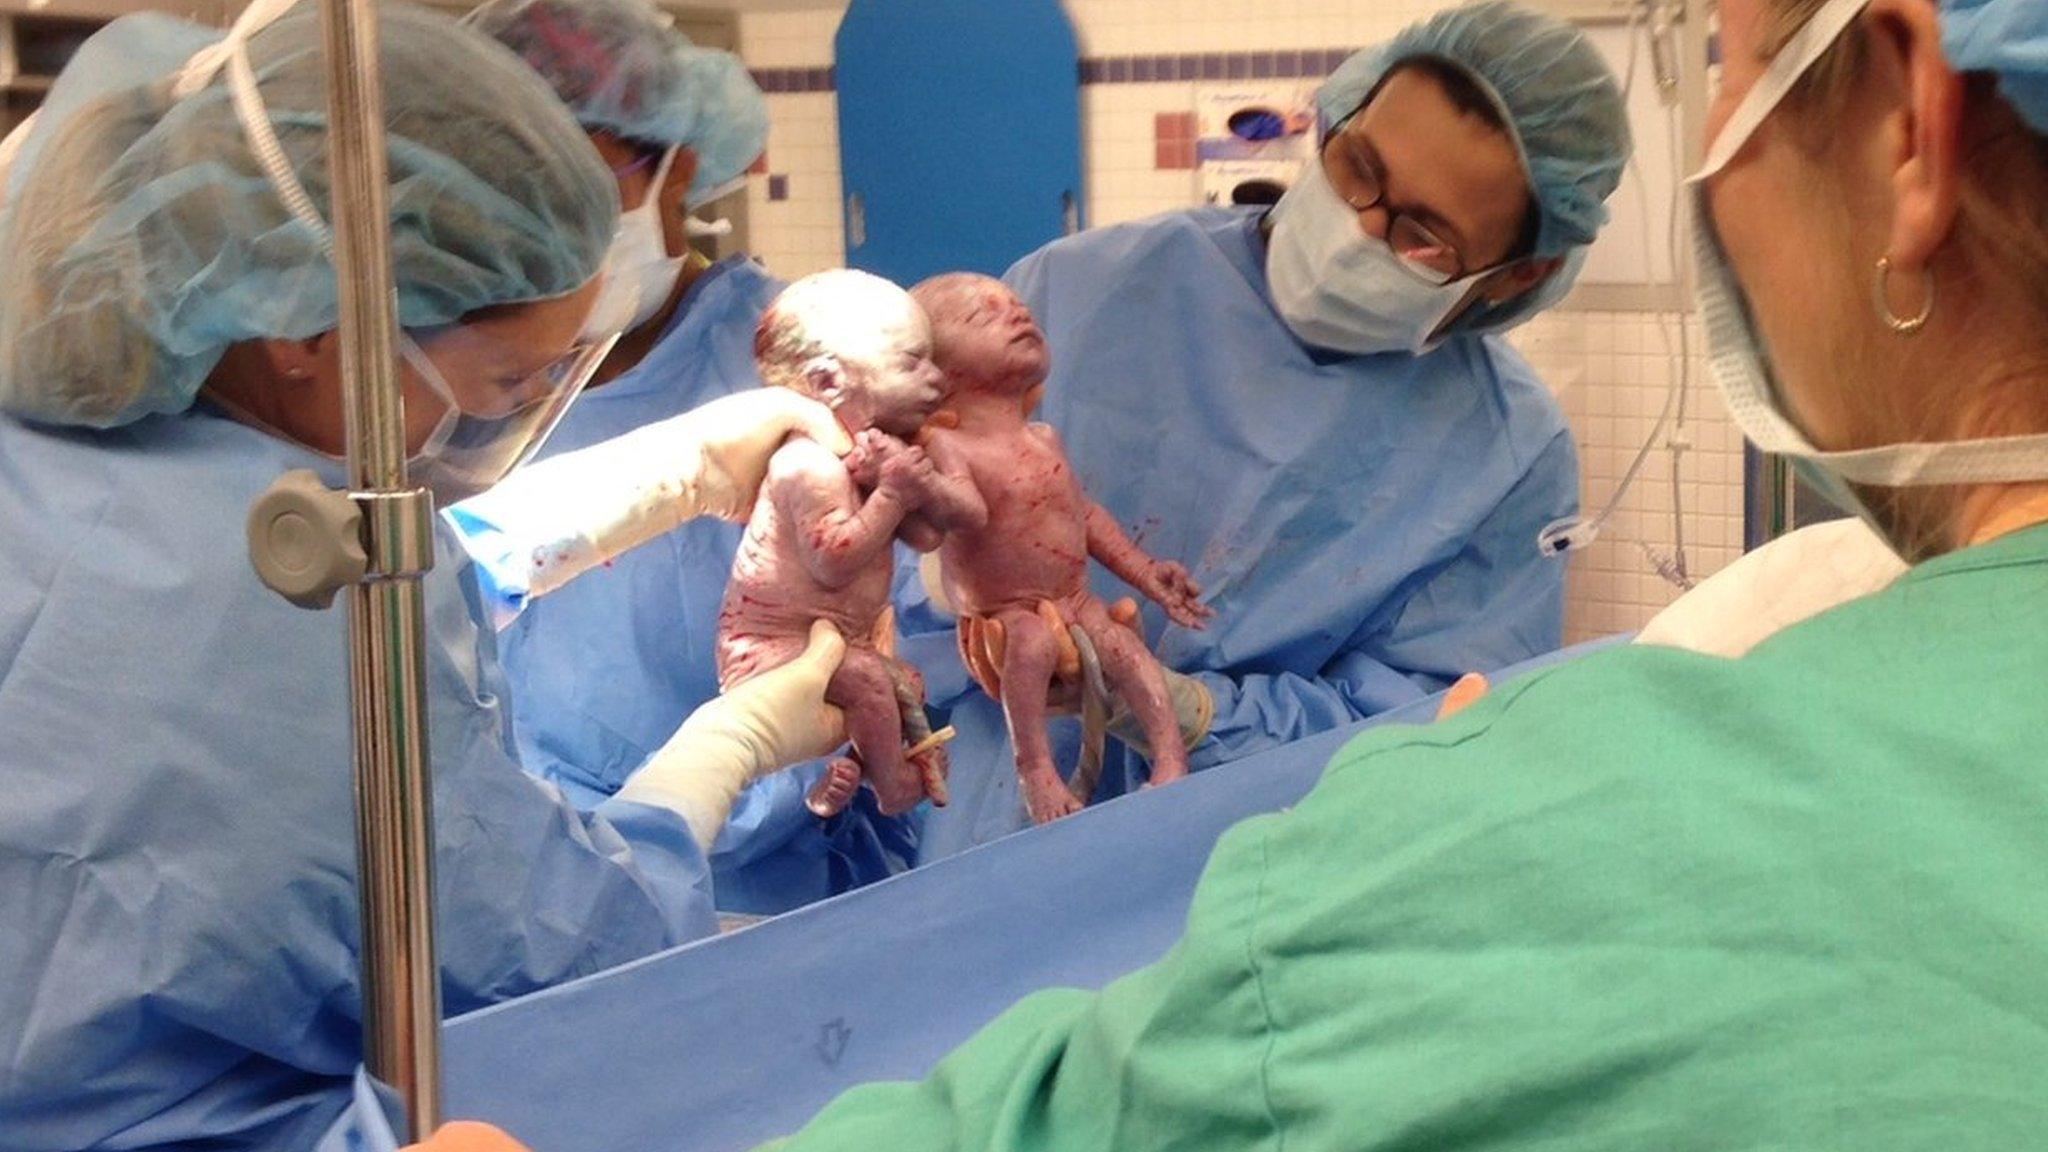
244 0 444 1135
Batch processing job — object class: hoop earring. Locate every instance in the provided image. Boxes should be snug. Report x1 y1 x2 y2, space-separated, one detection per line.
1873 255 1934 336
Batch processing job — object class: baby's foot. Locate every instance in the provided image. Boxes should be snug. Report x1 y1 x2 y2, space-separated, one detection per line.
1144 759 1189 787
805 756 862 818
1020 769 1083 825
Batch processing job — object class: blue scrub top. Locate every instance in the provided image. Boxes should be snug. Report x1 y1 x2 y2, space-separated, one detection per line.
900 207 1580 858
0 410 714 1151
478 257 916 915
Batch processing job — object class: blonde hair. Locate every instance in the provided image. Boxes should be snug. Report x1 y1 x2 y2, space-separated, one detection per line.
1765 0 2048 327
1761 0 2048 556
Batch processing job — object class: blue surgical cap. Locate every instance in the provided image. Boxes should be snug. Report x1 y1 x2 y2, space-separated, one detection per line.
1941 0 2048 136
466 0 769 197
1316 1 1630 334
0 1 616 429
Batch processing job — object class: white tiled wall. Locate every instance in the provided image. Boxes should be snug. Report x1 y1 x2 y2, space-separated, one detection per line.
1510 310 1747 643
736 0 1748 643
737 7 847 278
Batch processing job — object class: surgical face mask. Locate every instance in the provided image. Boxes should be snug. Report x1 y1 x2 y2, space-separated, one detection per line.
582 146 688 341
1265 158 1487 356
1691 0 2048 538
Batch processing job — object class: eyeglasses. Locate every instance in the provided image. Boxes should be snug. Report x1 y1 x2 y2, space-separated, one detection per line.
1321 126 1475 286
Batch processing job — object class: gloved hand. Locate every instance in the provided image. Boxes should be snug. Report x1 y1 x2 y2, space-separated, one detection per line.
917 549 957 617
447 389 851 622
672 389 856 521
617 620 848 849
1106 666 1214 756
1437 672 1490 720
956 602 1213 758
402 1122 532 1152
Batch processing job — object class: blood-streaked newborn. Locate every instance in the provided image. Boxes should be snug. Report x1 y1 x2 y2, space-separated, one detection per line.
910 273 1214 824
717 270 978 817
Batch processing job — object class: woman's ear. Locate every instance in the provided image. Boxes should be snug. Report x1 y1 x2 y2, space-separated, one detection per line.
1866 0 1965 273
265 333 331 384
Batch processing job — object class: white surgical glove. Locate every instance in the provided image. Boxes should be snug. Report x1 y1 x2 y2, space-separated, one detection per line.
617 620 849 849
917 550 956 618
449 390 851 624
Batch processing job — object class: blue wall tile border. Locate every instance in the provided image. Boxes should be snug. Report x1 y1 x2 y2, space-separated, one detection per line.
751 66 836 94
1097 48 1358 83
748 49 1355 96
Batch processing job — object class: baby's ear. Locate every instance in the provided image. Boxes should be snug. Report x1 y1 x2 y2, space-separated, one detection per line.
803 355 847 401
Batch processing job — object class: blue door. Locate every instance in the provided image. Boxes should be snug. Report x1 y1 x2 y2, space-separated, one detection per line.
835 0 1083 286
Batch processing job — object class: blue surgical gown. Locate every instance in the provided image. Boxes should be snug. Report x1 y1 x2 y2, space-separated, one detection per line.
901 207 1579 858
0 410 715 1151
456 257 914 915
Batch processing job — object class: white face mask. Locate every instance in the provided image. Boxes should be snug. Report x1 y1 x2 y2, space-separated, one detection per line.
582 146 688 342
1691 0 2048 523
1265 158 1486 356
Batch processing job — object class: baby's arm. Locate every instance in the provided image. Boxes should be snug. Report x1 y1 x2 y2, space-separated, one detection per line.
771 437 922 589
1024 423 1210 629
913 432 990 533
855 431 987 549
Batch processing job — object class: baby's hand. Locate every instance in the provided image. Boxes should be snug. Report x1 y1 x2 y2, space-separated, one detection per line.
843 428 899 489
876 443 937 504
1143 561 1213 629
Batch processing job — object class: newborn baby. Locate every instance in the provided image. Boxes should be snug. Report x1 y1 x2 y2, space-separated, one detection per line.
910 273 1214 824
717 270 974 816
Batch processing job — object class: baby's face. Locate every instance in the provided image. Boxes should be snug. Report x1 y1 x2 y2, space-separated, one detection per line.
840 306 945 438
930 280 1047 391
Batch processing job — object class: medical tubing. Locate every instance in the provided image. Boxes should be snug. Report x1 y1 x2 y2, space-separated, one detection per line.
1567 3 1695 588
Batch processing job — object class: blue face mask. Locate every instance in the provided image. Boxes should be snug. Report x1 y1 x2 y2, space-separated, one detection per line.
1264 158 1487 356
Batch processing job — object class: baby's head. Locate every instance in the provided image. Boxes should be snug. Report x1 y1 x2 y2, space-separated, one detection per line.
910 273 1048 396
755 269 945 438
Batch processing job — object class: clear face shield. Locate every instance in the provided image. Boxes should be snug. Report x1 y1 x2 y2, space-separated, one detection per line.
176 0 616 501
399 330 617 502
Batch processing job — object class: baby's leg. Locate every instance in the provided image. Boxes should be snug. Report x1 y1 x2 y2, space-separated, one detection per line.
715 632 805 694
887 658 948 807
720 633 862 818
992 607 1082 824
827 646 920 815
1076 600 1190 786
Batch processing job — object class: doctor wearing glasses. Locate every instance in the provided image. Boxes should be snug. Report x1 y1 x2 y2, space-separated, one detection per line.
898 0 1635 857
